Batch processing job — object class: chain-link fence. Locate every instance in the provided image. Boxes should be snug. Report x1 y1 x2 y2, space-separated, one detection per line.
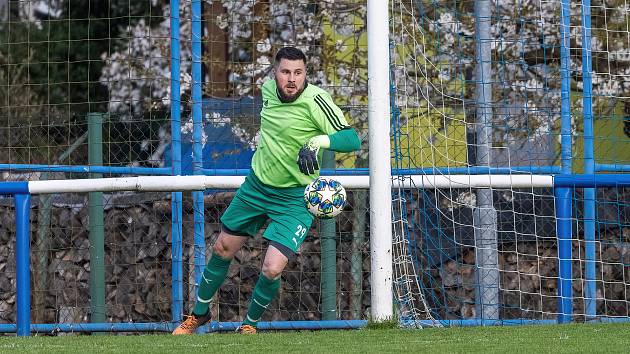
1 0 630 333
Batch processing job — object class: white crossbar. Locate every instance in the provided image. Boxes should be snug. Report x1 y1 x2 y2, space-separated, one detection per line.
27 174 554 194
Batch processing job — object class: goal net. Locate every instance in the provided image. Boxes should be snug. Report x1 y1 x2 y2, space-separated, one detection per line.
389 0 630 324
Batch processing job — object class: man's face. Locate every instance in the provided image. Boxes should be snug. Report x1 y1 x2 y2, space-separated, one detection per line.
274 58 306 103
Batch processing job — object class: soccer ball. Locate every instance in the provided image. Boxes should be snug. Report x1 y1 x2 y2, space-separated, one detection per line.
304 177 347 219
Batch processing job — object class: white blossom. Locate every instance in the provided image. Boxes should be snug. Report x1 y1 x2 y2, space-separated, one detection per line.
256 39 272 53
18 0 63 29
99 5 194 119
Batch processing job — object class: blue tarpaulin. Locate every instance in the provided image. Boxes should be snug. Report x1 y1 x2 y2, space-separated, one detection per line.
164 96 262 175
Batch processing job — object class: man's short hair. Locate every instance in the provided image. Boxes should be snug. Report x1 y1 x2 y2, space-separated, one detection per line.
274 47 306 66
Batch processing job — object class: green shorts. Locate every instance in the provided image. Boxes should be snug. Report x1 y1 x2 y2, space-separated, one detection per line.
220 172 314 254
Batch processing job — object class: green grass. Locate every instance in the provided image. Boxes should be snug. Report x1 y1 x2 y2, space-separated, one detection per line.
1 323 629 353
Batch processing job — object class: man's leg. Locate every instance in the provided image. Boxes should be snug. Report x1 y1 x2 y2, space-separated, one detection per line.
173 230 247 335
192 230 248 316
239 245 288 332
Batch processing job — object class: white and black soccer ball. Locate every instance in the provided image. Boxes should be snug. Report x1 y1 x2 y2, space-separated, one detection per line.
304 177 347 219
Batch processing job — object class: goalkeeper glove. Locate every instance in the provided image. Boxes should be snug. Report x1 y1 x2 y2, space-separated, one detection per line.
297 135 330 175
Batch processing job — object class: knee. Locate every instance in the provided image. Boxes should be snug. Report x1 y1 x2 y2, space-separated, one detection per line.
261 261 283 280
212 240 231 258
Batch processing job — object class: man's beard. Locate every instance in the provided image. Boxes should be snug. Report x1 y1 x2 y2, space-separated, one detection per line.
277 83 306 103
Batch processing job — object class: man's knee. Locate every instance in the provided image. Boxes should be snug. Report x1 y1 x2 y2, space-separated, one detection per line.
261 262 284 280
212 232 246 258
212 241 231 258
261 246 289 279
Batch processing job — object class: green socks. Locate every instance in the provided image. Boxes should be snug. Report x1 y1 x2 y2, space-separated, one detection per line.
192 253 232 316
192 257 281 326
242 274 281 327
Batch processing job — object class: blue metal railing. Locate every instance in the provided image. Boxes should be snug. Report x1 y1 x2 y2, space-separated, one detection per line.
0 182 30 335
0 164 172 175
169 0 184 324
581 0 597 319
3 174 630 335
191 0 207 307
1 152 623 329
557 0 573 324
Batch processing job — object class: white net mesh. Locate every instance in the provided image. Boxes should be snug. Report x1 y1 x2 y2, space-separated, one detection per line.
389 0 630 323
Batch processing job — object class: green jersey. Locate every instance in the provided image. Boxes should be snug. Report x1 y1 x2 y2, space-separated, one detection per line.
251 79 350 187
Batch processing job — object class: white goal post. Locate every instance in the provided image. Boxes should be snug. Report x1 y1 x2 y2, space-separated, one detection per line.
367 0 394 322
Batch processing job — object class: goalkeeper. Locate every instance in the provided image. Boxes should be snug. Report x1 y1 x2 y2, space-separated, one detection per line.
173 46 361 335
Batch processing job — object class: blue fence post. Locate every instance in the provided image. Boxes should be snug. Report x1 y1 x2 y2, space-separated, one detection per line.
558 0 574 324
170 0 184 323
15 193 32 337
559 0 573 176
554 187 573 323
191 0 206 314
580 0 597 320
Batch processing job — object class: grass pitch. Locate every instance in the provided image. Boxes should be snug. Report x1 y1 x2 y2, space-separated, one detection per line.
0 323 628 353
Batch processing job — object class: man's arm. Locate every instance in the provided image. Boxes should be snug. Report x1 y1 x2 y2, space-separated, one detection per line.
305 128 360 152
297 128 361 175
297 91 361 175
328 128 361 152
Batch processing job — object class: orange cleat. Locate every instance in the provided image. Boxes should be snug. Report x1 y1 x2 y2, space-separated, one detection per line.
236 324 257 334
172 311 211 335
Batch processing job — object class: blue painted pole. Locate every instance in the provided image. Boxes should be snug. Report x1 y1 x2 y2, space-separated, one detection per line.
3 316 630 334
554 174 630 187
560 0 573 176
4 316 630 334
170 0 184 323
15 193 32 336
191 0 206 305
0 164 561 176
558 0 574 323
554 187 573 324
0 164 171 175
198 166 562 177
0 182 29 194
0 320 370 334
580 0 596 320
595 164 630 172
